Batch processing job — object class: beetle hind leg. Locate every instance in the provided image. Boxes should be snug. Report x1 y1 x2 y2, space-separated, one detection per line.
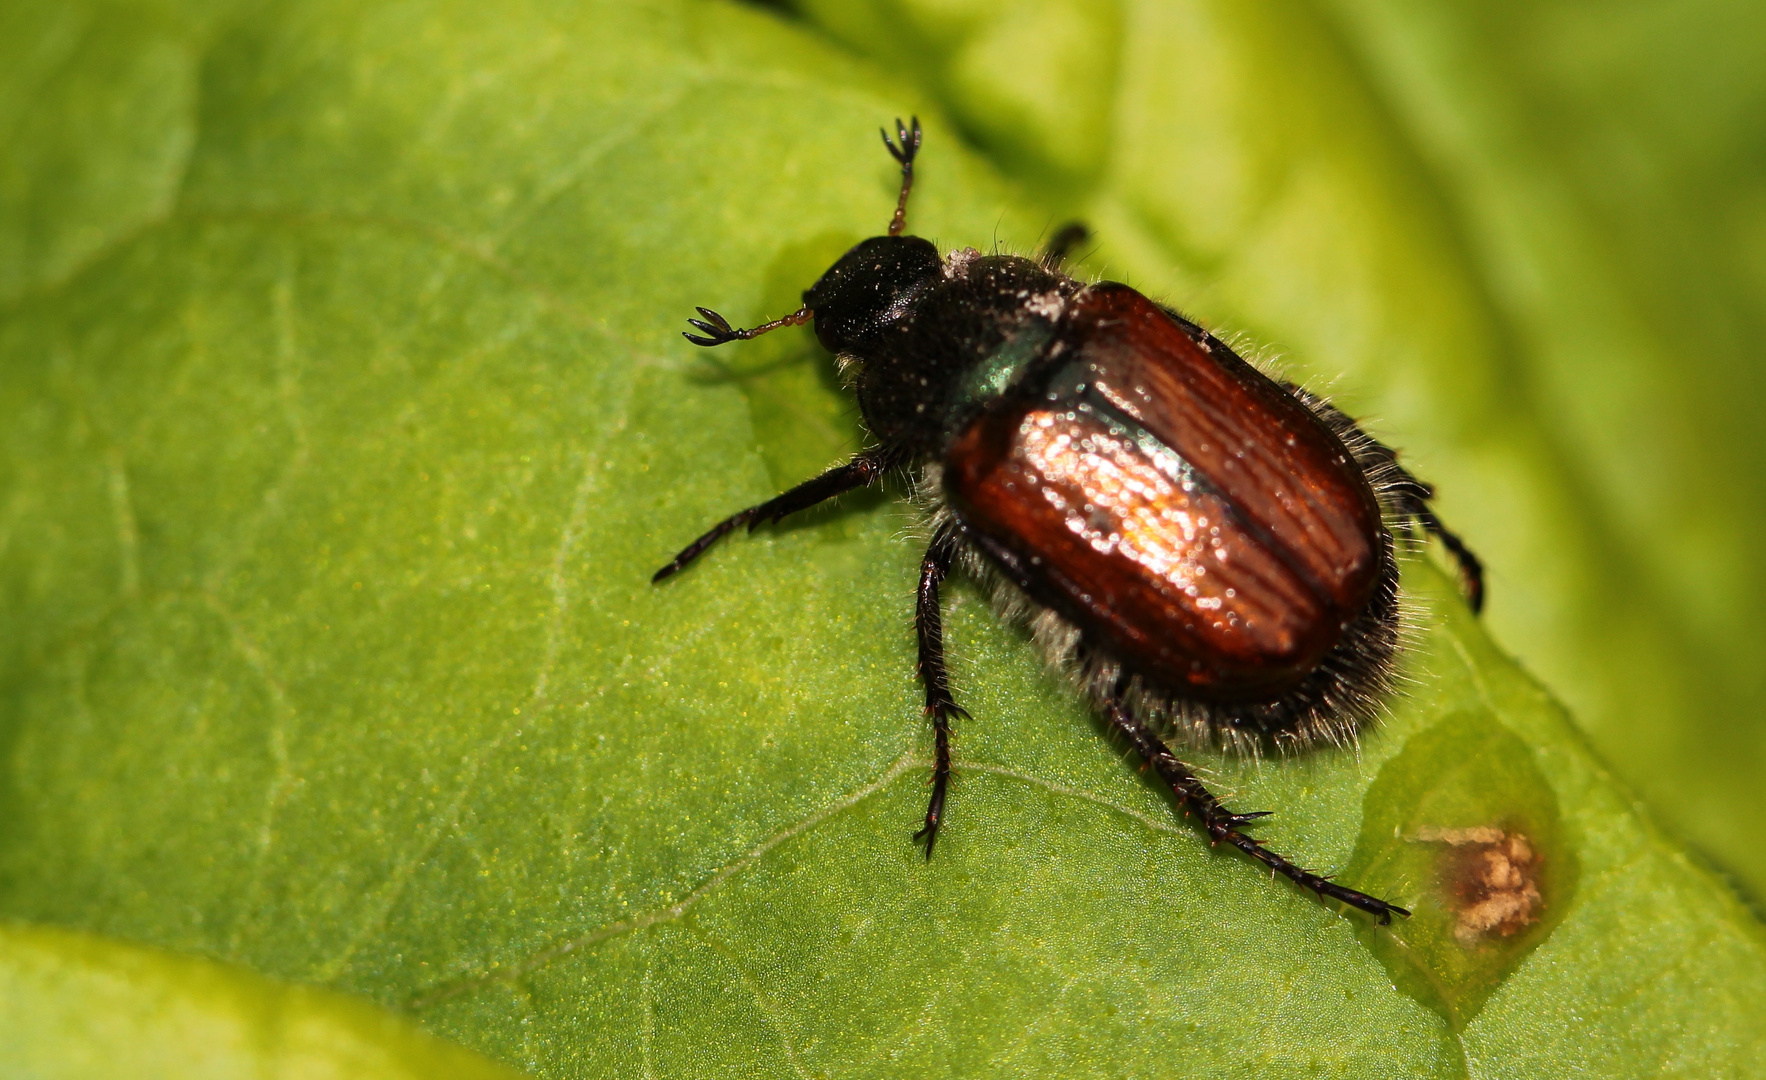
1413 505 1484 614
1384 465 1486 614
1280 385 1486 615
1104 696 1409 924
912 523 970 857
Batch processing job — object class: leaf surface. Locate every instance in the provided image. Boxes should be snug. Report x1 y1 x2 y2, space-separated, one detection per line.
0 921 524 1080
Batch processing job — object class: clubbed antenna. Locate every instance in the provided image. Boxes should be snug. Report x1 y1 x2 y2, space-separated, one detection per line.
881 116 922 237
682 305 810 347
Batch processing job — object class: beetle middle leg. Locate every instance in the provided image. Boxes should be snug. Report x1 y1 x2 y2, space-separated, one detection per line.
1103 695 1410 924
652 448 897 581
912 522 970 857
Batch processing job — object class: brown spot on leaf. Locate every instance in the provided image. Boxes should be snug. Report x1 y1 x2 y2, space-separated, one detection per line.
1414 826 1544 945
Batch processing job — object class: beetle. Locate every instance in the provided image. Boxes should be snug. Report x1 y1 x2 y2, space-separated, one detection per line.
654 119 1483 923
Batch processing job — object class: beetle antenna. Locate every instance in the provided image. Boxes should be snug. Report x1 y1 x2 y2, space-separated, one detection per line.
682 305 811 347
881 116 922 237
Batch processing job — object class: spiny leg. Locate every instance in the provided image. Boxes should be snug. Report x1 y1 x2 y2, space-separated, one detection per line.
1104 697 1409 924
880 116 922 237
652 449 897 582
912 522 969 857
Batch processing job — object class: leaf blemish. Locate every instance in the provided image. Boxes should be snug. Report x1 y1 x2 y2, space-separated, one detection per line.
1344 711 1577 1029
1412 826 1544 945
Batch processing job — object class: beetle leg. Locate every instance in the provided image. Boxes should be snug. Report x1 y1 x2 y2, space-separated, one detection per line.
1383 459 1485 615
912 523 970 857
1413 505 1485 614
1103 698 1410 924
1039 222 1091 269
651 448 897 582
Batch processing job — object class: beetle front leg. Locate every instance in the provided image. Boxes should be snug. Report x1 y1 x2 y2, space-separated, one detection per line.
912 523 969 857
651 448 897 582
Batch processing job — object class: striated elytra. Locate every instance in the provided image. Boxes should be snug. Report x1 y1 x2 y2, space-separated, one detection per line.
944 282 1385 700
657 119 1484 924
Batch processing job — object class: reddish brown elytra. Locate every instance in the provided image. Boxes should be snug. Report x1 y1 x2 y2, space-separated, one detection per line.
945 283 1387 700
656 119 1484 924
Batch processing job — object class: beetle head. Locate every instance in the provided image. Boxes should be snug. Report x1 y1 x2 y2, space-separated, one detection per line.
803 235 943 355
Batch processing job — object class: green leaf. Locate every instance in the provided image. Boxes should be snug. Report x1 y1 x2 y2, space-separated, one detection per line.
0 920 525 1079
2 1 1764 1077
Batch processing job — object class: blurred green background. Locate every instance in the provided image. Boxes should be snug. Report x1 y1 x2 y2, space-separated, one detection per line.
3 0 1765 1076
